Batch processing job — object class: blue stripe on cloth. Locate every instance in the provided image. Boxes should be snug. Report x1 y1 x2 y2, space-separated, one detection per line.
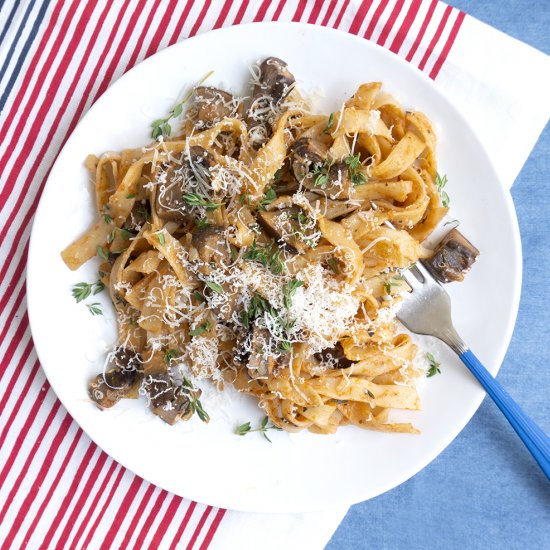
0 0 49 114
0 0 21 48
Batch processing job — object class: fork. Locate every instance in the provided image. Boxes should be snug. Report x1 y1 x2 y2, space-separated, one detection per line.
396 258 550 480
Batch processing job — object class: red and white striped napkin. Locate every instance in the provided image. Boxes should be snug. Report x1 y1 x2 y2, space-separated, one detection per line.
1 1 549 549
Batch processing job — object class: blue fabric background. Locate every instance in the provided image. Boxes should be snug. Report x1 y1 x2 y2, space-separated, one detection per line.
327 2 550 549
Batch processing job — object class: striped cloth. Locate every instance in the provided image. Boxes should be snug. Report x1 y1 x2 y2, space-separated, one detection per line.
2 1 549 549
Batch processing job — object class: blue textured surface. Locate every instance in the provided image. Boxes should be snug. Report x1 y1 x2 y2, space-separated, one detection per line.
327 2 550 549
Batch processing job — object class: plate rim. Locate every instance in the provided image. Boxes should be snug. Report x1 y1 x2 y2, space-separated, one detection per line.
27 21 523 512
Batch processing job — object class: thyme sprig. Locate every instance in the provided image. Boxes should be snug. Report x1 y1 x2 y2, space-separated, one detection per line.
182 193 221 211
282 279 304 309
235 416 283 442
182 378 210 423
323 112 334 134
426 352 441 377
189 320 211 336
243 240 286 275
258 187 277 211
345 153 367 185
71 280 105 303
151 70 214 139
86 303 103 316
436 173 450 207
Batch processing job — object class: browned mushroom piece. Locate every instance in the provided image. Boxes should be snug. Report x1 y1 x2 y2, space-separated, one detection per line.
291 138 326 183
143 373 193 425
424 228 480 283
113 346 142 373
304 193 359 220
247 326 276 379
192 86 240 129
246 57 296 149
192 226 231 267
256 206 314 254
88 368 139 410
155 146 215 222
257 57 295 104
124 201 150 232
314 342 353 369
291 139 353 199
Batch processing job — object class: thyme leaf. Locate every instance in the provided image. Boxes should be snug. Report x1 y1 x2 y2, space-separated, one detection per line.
426 352 441 377
234 416 282 441
151 70 214 138
86 302 103 316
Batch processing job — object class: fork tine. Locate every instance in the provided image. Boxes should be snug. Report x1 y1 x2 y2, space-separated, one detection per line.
414 260 440 284
400 266 422 290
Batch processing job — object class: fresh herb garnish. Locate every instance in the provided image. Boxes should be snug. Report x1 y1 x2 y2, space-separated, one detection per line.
312 159 331 188
426 352 441 377
234 416 282 442
205 280 224 294
444 219 460 229
241 293 274 328
193 290 205 302
323 112 334 134
277 341 292 353
119 228 135 239
327 257 340 274
182 377 210 423
126 193 136 199
97 245 108 261
258 187 277 211
157 231 166 246
194 218 210 229
107 230 115 244
366 389 375 399
103 213 113 224
239 193 251 207
151 70 214 139
243 241 286 275
86 303 103 316
282 279 304 309
383 275 405 295
182 193 221 211
164 349 180 365
189 320 211 336
71 280 105 302
273 168 283 181
190 396 210 423
436 173 450 207
345 153 367 185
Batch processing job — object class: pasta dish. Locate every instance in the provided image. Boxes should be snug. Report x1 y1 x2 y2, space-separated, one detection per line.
62 57 457 435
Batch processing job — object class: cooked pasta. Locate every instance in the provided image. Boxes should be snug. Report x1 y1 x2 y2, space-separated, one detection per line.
62 57 449 434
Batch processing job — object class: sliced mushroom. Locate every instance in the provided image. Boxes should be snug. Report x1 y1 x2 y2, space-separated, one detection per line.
424 228 480 283
113 346 142 373
246 57 295 149
314 343 353 369
192 226 231 267
256 206 313 254
155 146 215 222
291 137 326 183
192 86 240 129
124 201 150 231
304 193 359 220
256 57 295 104
247 326 276 378
88 368 139 410
143 373 193 425
291 139 353 199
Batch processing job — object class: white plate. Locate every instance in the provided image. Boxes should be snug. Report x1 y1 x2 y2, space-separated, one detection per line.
27 22 522 513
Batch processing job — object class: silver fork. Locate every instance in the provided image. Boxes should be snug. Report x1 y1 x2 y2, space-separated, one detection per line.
396 258 550 479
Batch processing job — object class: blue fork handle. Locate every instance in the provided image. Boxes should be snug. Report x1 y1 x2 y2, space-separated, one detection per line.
460 349 550 480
